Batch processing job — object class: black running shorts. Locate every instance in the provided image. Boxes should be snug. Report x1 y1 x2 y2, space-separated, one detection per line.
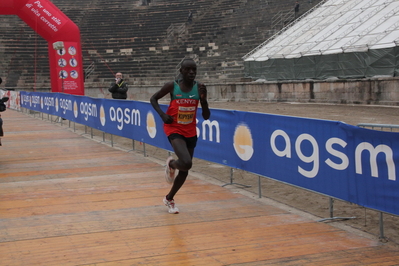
167 133 198 149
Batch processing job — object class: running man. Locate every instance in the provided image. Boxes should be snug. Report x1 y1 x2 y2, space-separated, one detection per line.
150 58 211 214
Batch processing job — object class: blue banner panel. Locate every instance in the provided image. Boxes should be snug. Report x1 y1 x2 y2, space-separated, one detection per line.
20 92 399 216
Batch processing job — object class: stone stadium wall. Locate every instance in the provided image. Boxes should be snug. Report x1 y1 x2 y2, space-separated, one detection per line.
78 77 399 105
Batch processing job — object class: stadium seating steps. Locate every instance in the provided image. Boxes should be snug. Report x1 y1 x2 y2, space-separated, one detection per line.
0 0 318 89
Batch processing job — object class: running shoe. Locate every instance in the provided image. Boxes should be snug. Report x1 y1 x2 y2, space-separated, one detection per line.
163 197 179 214
165 156 176 184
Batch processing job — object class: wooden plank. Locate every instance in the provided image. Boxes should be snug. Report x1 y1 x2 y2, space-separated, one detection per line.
0 110 398 265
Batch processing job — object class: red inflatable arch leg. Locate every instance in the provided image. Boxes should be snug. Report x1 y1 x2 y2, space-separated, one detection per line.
0 0 85 95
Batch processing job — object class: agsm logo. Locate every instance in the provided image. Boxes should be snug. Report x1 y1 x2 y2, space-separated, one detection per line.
233 123 254 161
100 105 106 126
146 111 157 138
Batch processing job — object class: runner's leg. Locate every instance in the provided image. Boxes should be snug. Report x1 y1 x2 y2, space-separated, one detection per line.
166 138 194 200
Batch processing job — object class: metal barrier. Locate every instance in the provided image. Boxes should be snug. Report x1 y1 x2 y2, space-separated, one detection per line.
357 123 399 132
356 123 399 241
19 108 397 242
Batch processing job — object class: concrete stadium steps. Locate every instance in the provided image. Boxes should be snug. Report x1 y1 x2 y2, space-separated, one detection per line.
0 0 319 89
0 15 50 89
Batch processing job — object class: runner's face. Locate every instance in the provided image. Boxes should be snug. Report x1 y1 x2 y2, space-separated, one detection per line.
180 61 197 81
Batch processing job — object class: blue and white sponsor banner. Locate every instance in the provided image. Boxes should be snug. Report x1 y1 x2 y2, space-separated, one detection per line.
20 91 399 216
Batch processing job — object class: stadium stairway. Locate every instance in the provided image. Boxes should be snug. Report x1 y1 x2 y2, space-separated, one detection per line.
0 0 320 90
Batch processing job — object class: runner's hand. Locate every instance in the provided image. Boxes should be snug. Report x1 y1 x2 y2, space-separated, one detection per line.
199 84 207 101
161 113 174 124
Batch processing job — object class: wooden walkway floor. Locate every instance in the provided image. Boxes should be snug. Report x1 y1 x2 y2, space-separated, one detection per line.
1 109 399 266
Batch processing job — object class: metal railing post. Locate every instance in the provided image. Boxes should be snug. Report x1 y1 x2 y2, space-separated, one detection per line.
379 212 386 241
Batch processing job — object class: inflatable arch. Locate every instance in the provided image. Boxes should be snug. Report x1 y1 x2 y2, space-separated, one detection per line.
1 0 84 95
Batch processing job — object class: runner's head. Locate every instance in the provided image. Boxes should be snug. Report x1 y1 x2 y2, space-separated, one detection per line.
180 59 197 82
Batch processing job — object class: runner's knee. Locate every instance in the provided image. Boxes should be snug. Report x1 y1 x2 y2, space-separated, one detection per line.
178 158 192 171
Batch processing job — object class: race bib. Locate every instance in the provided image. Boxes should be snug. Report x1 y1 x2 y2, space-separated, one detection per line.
177 106 196 124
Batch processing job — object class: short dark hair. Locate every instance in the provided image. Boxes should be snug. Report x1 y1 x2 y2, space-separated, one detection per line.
180 58 196 68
